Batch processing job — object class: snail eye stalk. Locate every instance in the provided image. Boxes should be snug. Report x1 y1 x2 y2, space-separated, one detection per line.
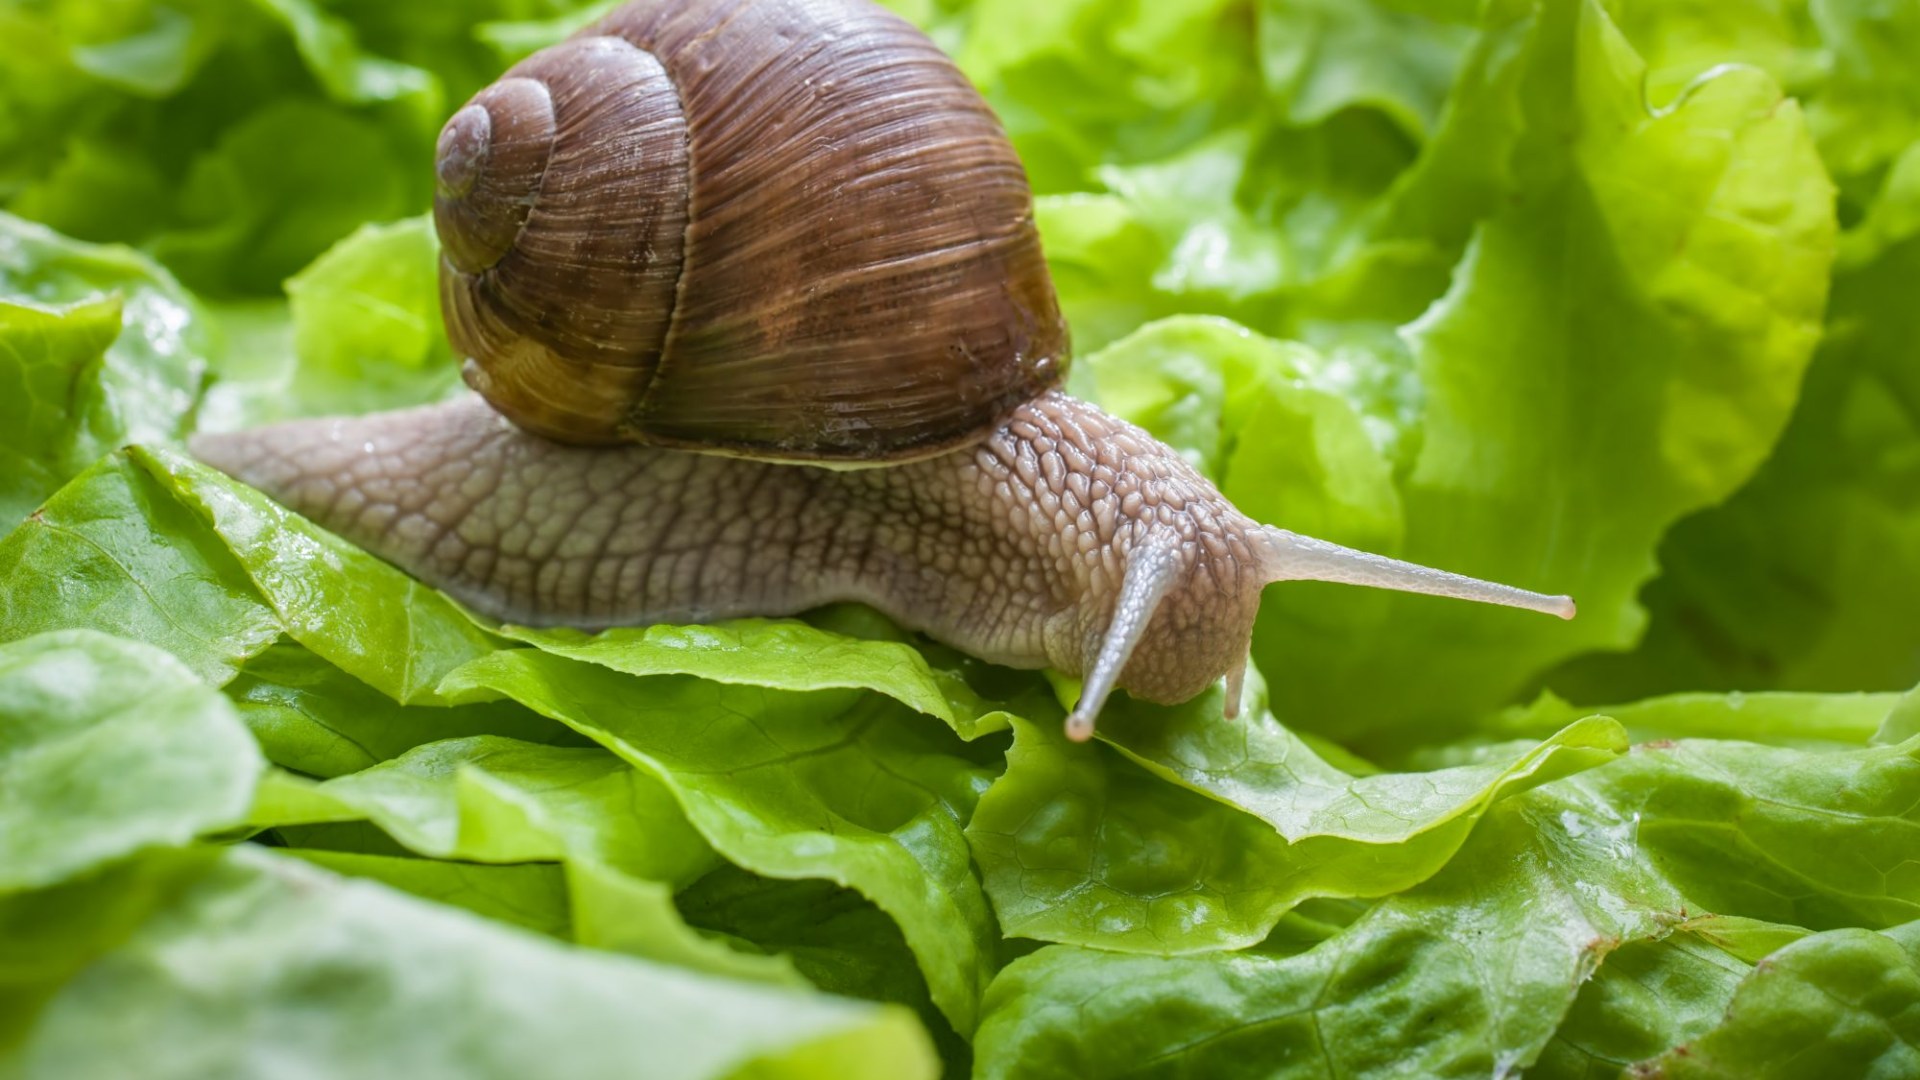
1258 527 1575 619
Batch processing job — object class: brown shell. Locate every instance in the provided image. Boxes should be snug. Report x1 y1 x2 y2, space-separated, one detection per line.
434 0 1069 460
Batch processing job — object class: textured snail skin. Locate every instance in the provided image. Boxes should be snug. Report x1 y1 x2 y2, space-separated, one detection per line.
191 391 1267 709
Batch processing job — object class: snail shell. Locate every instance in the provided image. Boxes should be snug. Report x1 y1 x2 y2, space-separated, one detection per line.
434 0 1068 461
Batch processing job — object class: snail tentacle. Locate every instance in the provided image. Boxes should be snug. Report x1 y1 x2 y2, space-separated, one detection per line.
1257 528 1576 620
1064 531 1181 742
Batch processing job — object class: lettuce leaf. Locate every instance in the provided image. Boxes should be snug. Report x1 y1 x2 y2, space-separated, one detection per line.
8 846 937 1079
501 617 1028 741
0 454 282 684
974 729 1920 1076
285 848 574 938
0 296 127 533
0 0 601 296
0 630 261 891
0 214 212 535
1529 917 1788 1077
247 736 809 987
1583 736 1920 932
147 444 501 701
196 215 462 430
0 442 498 697
252 737 716 886
966 665 1625 951
1259 0 1477 140
1630 921 1920 1077
1554 137 1920 702
229 641 578 778
1258 2 1832 740
680 867 977 1072
4 0 1918 1074
973 788 1685 1078
1480 687 1906 750
439 650 1002 1035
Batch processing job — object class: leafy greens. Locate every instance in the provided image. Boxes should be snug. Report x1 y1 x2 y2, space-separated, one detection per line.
3 0 1918 1076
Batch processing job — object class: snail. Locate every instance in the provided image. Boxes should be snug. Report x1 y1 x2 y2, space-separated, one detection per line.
191 0 1574 741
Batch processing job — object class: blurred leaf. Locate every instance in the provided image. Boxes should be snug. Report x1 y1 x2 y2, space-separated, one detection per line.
1553 138 1920 702
0 214 213 532
1258 0 1478 139
0 631 260 891
1252 3 1835 742
278 215 463 419
246 0 437 110
0 847 218 1051
153 101 412 294
1480 687 1905 750
287 848 572 938
4 847 938 1079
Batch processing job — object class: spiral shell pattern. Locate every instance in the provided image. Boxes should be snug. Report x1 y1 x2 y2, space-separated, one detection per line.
433 0 1068 460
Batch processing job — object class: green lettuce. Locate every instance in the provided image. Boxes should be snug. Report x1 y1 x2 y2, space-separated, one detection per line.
680 867 981 1071
1476 687 1906 751
499 615 1026 741
8 847 937 1079
440 650 1002 1035
0 296 127 533
1536 1 1920 702
0 630 260 891
1631 921 1920 1078
974 728 1920 1076
1264 1 1830 740
1555 137 1920 701
0 443 498 695
0 453 287 684
0 0 608 297
247 736 812 986
5 0 1920 1074
250 737 717 886
966 665 1625 951
197 215 463 430
228 641 578 778
1528 916 1797 1077
285 848 575 938
0 215 212 535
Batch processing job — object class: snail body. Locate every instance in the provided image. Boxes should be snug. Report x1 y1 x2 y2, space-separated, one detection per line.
193 0 1573 739
193 391 1261 712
